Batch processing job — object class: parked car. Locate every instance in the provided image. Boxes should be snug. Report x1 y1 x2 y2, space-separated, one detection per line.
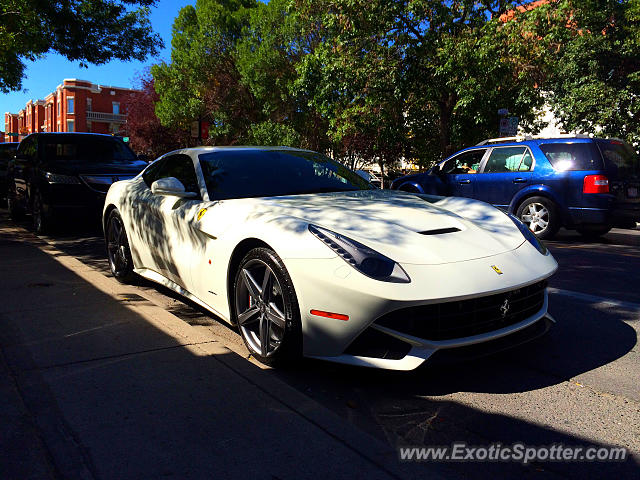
391 136 640 239
6 133 148 233
0 142 19 206
103 146 556 370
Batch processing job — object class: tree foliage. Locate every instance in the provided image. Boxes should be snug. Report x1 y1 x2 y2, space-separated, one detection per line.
524 0 640 144
152 0 640 174
121 73 188 159
0 0 162 92
294 1 549 168
151 0 258 144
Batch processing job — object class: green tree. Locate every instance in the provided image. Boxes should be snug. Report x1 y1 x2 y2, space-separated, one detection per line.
294 1 548 168
235 0 330 150
0 0 162 92
152 0 258 145
529 0 640 144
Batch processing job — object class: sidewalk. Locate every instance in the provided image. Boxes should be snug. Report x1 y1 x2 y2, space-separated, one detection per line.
0 221 436 480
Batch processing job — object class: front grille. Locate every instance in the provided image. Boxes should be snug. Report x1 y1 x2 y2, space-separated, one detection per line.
80 175 135 193
376 280 547 341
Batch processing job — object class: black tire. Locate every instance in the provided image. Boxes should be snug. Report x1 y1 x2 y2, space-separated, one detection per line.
576 226 611 239
7 185 24 221
105 209 136 284
233 247 302 367
31 190 52 235
516 196 561 240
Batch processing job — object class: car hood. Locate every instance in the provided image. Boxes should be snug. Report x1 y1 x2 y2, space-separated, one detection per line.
207 190 526 265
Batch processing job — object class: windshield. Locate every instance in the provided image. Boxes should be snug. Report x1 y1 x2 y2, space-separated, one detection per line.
597 139 640 179
42 136 137 163
198 149 373 200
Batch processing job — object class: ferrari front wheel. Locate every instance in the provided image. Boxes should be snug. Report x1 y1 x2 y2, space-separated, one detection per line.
234 248 301 366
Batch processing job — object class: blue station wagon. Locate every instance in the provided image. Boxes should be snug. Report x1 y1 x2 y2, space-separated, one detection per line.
391 136 640 239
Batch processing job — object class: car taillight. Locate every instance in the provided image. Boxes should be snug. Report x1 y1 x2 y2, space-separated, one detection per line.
583 175 609 194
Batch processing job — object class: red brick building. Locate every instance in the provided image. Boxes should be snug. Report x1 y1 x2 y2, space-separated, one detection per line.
3 79 140 142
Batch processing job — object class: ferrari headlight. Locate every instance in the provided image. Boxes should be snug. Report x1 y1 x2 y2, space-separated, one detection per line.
508 214 548 255
44 172 81 184
308 224 411 283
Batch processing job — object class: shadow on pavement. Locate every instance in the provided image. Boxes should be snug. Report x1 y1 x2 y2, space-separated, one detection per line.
1 212 638 479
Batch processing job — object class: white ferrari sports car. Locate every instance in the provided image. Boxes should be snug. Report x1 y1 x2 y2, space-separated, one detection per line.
103 147 557 370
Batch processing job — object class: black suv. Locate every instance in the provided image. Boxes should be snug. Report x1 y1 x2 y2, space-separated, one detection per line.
7 133 148 233
0 142 19 205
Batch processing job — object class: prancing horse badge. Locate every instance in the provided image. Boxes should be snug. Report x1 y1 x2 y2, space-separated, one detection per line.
491 265 503 275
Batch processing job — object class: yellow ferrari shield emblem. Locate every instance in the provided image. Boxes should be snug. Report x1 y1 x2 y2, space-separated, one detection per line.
196 208 207 221
491 265 503 275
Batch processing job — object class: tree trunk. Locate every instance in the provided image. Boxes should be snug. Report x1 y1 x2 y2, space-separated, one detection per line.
438 92 456 157
378 158 386 189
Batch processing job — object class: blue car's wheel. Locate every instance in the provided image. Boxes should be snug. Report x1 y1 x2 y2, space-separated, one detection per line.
516 196 560 240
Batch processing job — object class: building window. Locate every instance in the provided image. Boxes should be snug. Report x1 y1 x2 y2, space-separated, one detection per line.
67 119 74 132
112 102 120 115
87 98 92 111
87 121 92 133
57 101 60 116
67 97 74 114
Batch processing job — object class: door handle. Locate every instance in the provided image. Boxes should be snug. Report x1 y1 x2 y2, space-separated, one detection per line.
512 178 527 183
459 179 471 184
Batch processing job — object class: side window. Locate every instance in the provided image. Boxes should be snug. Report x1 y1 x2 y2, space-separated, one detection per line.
142 158 166 187
143 155 200 196
483 147 529 173
162 155 200 194
441 149 486 174
18 136 38 160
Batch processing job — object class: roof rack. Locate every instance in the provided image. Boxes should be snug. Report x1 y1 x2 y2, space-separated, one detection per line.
476 133 592 146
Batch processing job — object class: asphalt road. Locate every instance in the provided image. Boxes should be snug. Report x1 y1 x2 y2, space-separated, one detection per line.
5 212 639 479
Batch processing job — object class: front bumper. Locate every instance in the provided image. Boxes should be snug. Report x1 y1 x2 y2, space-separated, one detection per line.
314 295 552 370
283 240 558 370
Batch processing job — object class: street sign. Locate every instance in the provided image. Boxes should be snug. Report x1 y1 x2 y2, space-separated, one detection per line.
499 116 519 136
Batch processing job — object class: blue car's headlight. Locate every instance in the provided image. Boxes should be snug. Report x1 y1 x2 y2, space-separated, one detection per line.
308 224 411 283
508 214 548 255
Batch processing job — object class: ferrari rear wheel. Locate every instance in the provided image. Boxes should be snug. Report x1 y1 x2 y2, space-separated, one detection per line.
234 248 301 366
105 209 135 284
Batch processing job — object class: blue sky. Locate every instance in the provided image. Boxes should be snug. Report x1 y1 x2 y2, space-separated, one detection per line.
1 0 194 118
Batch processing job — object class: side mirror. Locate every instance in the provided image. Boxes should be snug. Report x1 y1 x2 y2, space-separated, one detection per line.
431 165 446 176
151 177 198 198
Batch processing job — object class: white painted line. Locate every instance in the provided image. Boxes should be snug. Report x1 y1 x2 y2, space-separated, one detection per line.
548 287 640 312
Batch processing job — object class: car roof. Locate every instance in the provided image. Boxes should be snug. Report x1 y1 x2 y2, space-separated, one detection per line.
164 145 318 157
28 132 120 139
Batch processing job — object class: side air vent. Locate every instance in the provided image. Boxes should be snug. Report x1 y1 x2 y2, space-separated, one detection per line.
418 227 460 235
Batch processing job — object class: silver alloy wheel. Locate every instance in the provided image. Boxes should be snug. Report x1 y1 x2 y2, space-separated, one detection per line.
235 259 287 357
520 202 549 234
107 215 129 275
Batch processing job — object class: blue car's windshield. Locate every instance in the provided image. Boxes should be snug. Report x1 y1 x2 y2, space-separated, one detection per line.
198 150 373 200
